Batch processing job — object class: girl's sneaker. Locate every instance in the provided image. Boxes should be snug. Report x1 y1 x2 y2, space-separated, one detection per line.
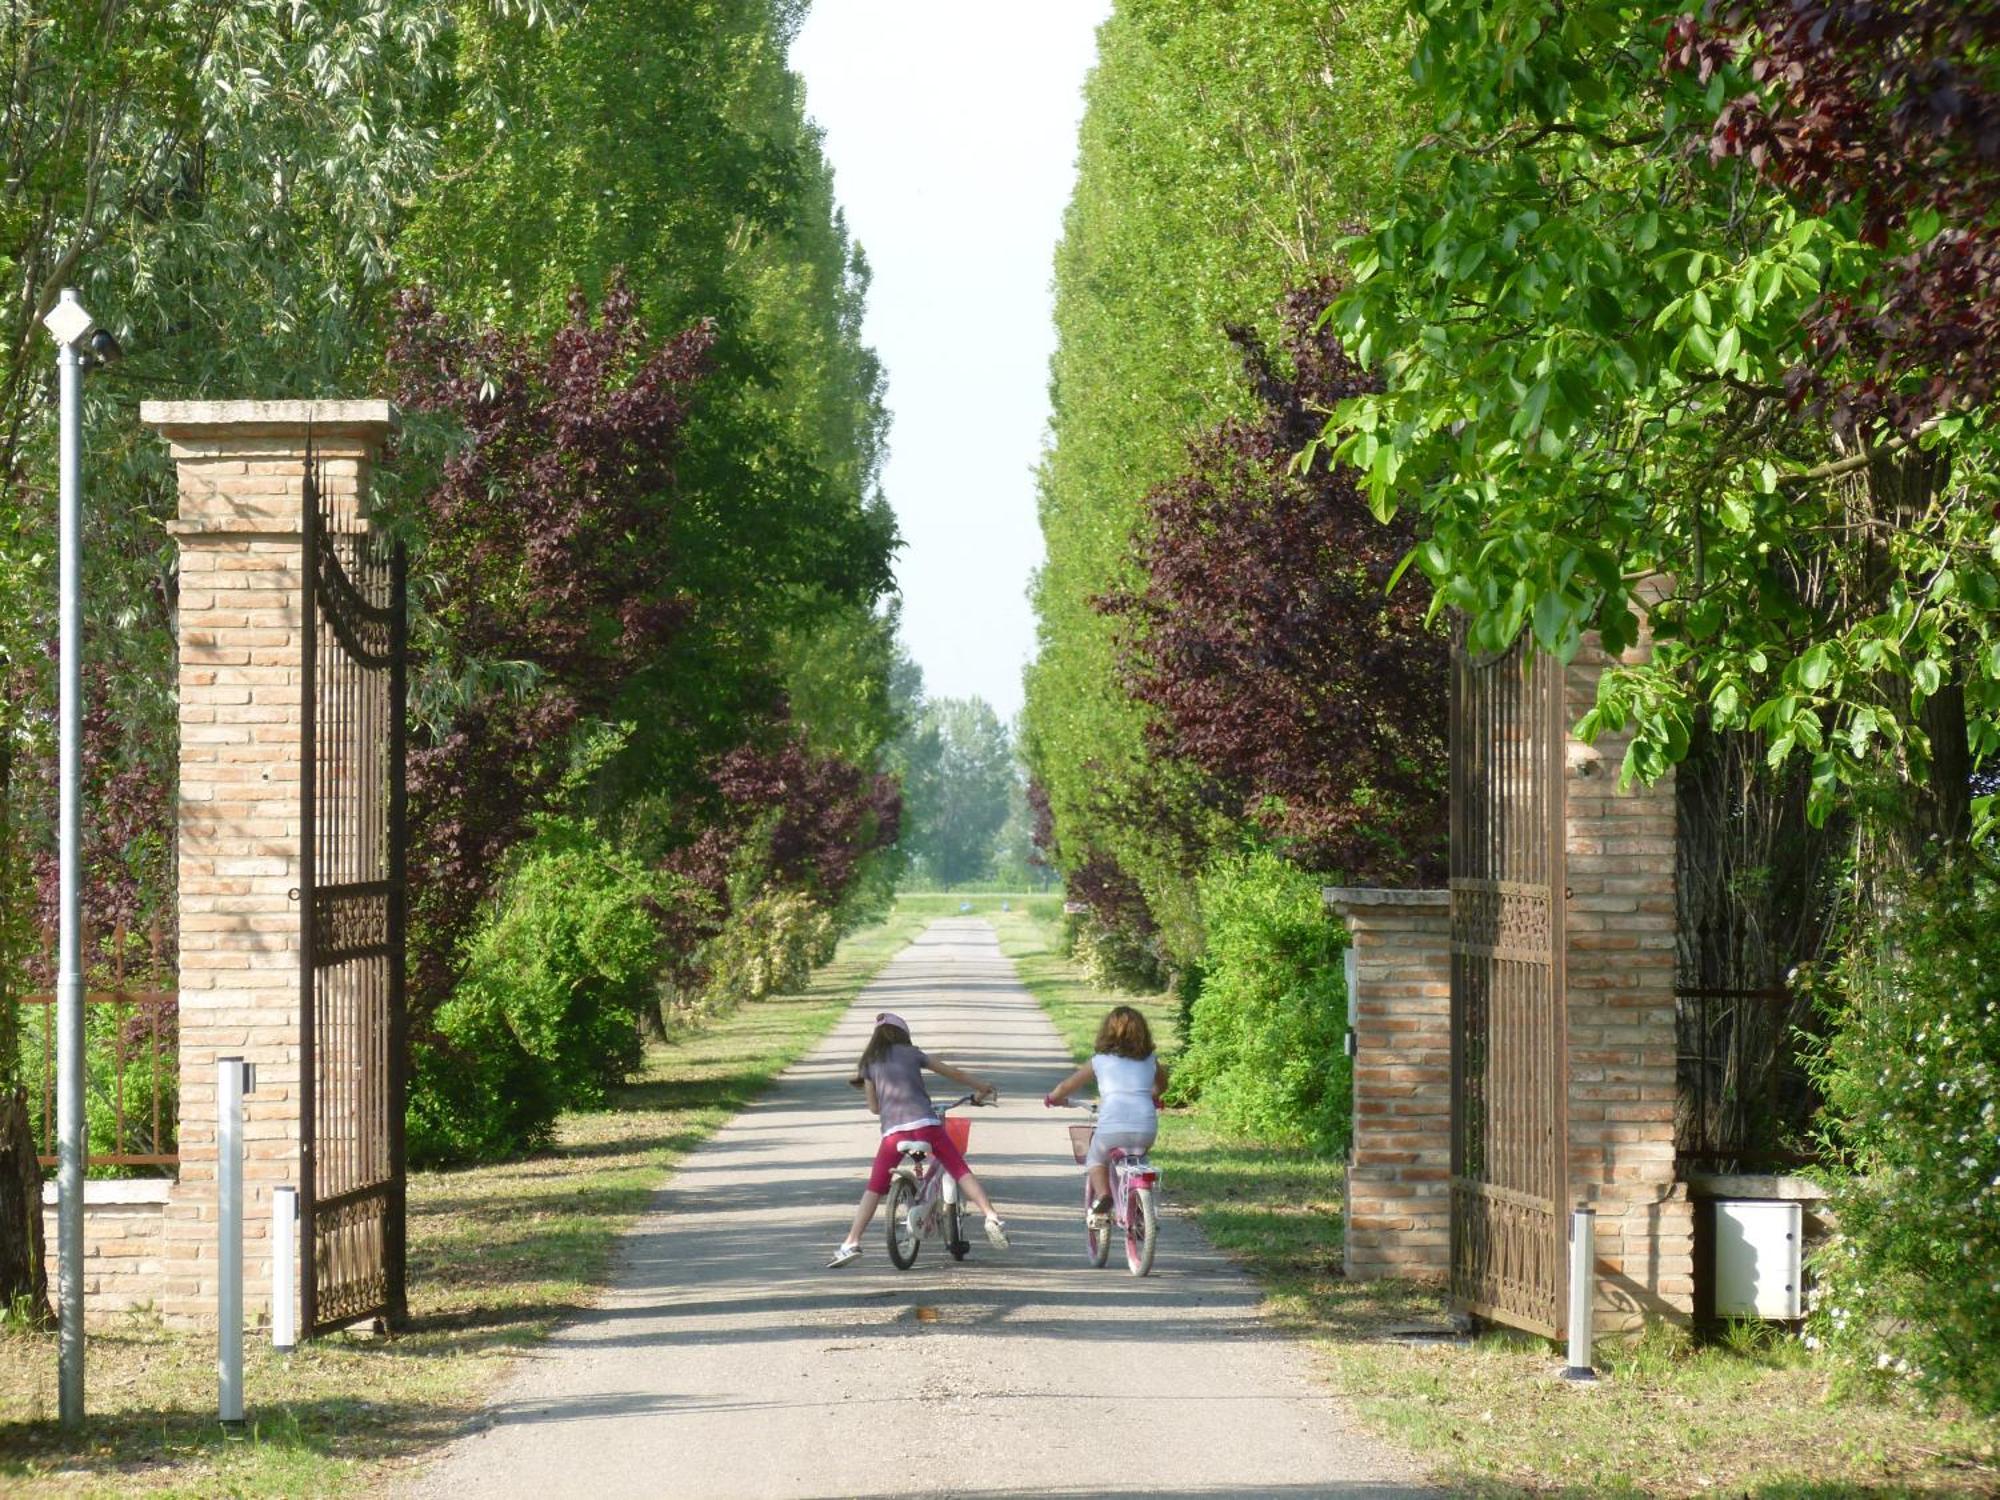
825 1243 861 1269
1088 1194 1112 1227
983 1215 1010 1249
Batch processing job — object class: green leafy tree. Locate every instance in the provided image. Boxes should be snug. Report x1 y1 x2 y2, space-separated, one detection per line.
1322 0 1999 838
0 0 902 1180
901 696 1016 888
0 0 522 1054
1025 0 1418 961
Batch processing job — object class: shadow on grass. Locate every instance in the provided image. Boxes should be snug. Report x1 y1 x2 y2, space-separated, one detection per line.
0 1380 476 1486
1146 1134 1457 1341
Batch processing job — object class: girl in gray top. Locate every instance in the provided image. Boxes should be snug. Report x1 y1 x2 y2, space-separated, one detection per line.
826 1012 1010 1268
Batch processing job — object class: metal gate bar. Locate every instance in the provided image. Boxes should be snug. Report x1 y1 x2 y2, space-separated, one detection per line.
1449 631 1568 1337
299 445 408 1337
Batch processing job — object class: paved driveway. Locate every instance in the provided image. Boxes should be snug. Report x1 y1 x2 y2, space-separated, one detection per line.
406 919 1430 1500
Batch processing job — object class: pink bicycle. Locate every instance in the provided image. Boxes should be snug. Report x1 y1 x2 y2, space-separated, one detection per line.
1059 1099 1160 1276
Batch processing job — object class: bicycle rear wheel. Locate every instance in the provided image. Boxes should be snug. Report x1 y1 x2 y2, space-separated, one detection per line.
1125 1186 1157 1277
1085 1179 1111 1267
886 1171 922 1269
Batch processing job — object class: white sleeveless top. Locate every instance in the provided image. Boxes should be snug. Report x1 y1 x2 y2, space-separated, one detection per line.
1091 1052 1158 1135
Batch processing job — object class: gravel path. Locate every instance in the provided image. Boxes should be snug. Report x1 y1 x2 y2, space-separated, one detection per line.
406 918 1431 1499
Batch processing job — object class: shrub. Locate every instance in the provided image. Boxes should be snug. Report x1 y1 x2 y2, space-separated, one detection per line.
1808 862 2000 1415
409 818 672 1165
1175 850 1349 1151
693 889 833 1019
1070 917 1166 994
407 1005 559 1167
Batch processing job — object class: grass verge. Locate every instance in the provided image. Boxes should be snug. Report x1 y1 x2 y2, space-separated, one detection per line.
991 904 2000 1498
0 907 930 1498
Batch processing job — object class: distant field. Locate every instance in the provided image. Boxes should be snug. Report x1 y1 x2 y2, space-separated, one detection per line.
887 889 1066 925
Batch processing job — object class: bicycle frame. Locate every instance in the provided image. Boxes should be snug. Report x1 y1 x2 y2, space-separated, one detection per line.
1104 1146 1159 1229
900 1143 958 1232
1056 1098 1163 1275
885 1094 977 1268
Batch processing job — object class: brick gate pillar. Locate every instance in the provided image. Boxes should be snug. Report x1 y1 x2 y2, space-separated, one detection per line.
1324 888 1452 1282
141 401 395 1326
1563 633 1694 1331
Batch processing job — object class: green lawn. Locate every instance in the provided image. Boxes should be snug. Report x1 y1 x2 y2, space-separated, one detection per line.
991 903 2000 1499
0 906 933 1497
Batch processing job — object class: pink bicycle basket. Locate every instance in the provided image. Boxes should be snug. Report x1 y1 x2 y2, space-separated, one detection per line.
943 1115 972 1153
1067 1123 1095 1164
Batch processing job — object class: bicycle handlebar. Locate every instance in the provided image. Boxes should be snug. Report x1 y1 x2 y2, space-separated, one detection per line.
937 1092 995 1112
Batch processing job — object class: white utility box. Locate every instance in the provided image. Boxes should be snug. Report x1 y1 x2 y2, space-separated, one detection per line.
1714 1199 1804 1319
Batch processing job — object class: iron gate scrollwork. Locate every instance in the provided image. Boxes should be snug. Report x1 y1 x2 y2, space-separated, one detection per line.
299 444 408 1336
1449 630 1568 1337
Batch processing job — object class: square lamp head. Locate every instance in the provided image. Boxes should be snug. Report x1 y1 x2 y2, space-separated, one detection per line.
42 290 95 348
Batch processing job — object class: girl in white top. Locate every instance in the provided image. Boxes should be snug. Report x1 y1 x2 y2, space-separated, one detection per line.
1044 1005 1169 1223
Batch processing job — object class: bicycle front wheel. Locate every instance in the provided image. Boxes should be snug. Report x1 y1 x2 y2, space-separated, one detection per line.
1125 1186 1157 1277
945 1197 968 1260
886 1171 921 1269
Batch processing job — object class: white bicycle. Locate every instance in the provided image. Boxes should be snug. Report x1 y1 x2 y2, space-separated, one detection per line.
1057 1099 1161 1276
885 1094 987 1269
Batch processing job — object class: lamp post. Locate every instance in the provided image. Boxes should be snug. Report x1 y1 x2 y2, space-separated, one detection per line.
41 287 95 1428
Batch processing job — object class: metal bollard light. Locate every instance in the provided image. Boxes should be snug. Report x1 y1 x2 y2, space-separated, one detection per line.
272 1186 298 1353
218 1058 256 1424
1562 1205 1597 1381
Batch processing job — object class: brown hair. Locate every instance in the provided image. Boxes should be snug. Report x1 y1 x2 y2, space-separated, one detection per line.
851 1020 912 1086
1094 1005 1153 1060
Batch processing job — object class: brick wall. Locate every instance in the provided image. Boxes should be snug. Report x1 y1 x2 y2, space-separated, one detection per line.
1324 888 1452 1282
41 1183 171 1321
1562 635 1694 1330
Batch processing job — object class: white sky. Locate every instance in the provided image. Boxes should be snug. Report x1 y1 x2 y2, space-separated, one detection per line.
789 1 1111 723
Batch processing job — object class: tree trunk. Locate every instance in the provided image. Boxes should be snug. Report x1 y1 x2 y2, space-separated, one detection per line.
0 1087 51 1326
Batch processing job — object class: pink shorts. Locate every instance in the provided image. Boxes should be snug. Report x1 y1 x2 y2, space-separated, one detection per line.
866 1124 970 1194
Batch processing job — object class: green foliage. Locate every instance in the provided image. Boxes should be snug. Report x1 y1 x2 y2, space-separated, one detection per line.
1174 850 1350 1152
0 0 499 1088
0 1 902 1148
1068 915 1167 996
1808 863 2000 1415
987 779 1054 891
1025 0 1417 961
388 0 904 1035
1324 1 2000 830
410 819 675 1164
18 1002 176 1176
896 696 1016 888
693 889 834 1021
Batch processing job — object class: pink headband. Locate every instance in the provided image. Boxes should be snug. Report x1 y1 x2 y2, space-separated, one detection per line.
875 1011 910 1033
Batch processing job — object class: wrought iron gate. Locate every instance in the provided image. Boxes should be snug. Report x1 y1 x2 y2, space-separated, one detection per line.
299 447 408 1336
1449 631 1568 1337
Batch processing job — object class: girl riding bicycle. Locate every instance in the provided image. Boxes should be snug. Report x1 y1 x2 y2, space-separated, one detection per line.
826 1012 1011 1268
1044 1006 1168 1225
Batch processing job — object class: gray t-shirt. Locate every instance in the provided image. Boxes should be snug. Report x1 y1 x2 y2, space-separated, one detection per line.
865 1043 938 1133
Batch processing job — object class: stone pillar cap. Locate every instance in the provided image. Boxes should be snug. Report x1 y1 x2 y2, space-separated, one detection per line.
1323 887 1450 911
140 399 396 441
